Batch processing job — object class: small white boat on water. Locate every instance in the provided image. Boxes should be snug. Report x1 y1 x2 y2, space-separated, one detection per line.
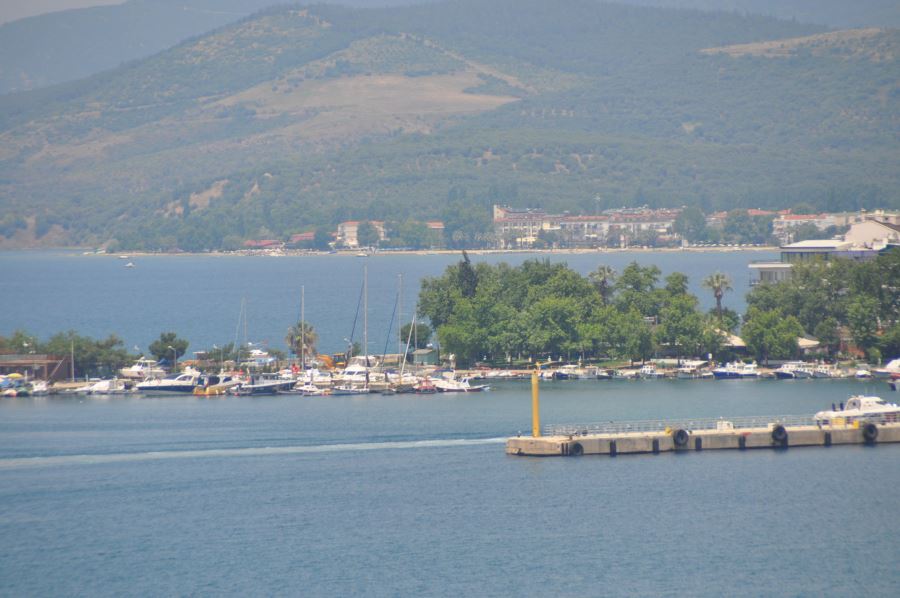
639 364 667 379
432 377 489 393
292 383 332 396
814 395 900 424
76 378 131 395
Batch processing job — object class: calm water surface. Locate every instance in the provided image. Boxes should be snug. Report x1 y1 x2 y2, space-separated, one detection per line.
1 379 898 596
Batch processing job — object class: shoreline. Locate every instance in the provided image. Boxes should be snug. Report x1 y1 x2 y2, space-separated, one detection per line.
6 246 779 258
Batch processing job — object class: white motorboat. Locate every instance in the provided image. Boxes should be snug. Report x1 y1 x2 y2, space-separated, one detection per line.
814 395 900 424
136 369 201 394
872 358 900 379
291 383 332 396
432 377 489 393
119 357 166 380
639 364 666 379
76 378 131 395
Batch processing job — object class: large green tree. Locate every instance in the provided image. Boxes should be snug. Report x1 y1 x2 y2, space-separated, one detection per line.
149 332 189 364
356 221 380 248
741 308 803 364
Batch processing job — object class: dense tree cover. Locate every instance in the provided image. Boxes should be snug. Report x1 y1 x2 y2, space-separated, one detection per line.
740 308 804 364
0 329 132 378
746 248 900 360
418 258 724 367
419 249 900 367
1 1 898 250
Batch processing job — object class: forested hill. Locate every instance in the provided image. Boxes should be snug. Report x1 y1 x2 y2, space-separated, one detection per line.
0 0 898 250
3 1 898 96
0 0 425 94
614 1 900 29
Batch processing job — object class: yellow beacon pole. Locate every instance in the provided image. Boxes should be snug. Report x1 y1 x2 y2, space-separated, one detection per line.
531 367 541 437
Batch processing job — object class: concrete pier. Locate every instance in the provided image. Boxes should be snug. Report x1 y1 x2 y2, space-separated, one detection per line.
506 422 900 456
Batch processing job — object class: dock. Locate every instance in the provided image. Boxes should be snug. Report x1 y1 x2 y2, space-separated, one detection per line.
507 419 900 456
506 371 900 456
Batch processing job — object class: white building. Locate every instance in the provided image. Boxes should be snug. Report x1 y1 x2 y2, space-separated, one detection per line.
843 220 900 249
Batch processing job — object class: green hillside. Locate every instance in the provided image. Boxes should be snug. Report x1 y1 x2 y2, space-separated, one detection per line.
0 0 898 250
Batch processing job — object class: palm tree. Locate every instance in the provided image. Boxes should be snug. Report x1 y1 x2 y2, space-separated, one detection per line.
703 272 733 319
589 265 616 304
286 321 318 364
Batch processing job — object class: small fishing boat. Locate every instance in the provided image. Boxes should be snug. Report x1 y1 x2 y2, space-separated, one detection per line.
415 377 438 394
1 374 32 397
331 385 371 396
639 364 667 379
712 361 758 379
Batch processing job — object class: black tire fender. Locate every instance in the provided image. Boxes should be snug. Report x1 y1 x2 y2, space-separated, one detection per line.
569 442 584 457
772 424 788 444
862 422 878 442
673 428 689 447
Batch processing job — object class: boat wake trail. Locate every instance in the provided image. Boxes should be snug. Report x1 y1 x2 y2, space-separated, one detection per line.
0 437 507 470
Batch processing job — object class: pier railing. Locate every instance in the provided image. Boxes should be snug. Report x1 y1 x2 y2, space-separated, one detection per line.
546 415 816 437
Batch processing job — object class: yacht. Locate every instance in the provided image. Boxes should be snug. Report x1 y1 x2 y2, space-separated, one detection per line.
814 395 900 424
136 369 201 394
119 357 166 380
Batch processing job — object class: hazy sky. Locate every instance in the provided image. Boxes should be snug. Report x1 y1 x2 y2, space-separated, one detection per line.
0 0 124 25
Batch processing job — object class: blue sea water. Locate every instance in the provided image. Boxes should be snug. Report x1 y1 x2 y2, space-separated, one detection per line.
1 379 898 596
0 249 772 354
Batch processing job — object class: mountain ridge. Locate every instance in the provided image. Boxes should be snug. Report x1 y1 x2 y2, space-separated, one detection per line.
0 0 897 250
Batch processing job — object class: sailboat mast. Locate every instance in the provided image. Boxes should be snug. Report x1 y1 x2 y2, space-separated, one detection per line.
363 265 368 367
300 285 305 370
397 273 402 359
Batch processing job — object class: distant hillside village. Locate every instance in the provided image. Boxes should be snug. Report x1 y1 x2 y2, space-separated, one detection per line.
240 205 900 255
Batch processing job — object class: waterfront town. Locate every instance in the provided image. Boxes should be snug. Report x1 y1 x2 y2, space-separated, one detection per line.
239 205 900 254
